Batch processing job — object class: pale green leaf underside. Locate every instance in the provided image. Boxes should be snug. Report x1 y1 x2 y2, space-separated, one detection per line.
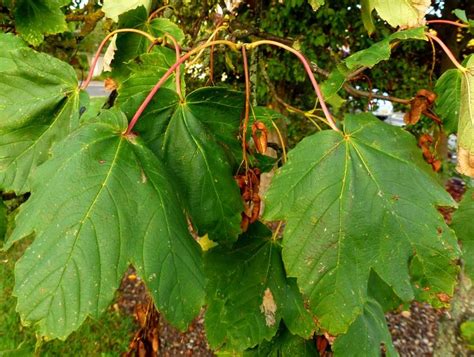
361 0 376 34
0 34 80 193
14 0 69 46
102 0 151 22
373 0 430 28
333 299 397 357
457 56 474 177
264 113 459 334
205 223 314 351
7 110 204 339
435 68 462 134
451 189 474 280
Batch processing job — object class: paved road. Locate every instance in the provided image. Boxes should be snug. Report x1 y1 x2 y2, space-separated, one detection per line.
83 80 111 97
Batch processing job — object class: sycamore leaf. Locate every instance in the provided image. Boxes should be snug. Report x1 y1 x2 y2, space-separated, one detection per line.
320 69 346 112
205 223 314 351
332 299 396 356
264 113 460 334
0 34 81 193
457 56 474 177
127 87 244 242
5 110 204 339
116 49 180 114
435 68 462 134
451 189 474 280
14 0 69 46
149 18 185 44
244 328 318 357
0 33 27 70
373 0 430 29
112 6 185 77
102 0 151 22
345 27 426 70
361 0 376 35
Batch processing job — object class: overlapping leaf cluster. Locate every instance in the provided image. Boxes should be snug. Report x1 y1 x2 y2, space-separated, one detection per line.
0 2 470 356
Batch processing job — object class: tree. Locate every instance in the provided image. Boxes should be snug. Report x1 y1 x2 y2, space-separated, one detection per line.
0 0 472 355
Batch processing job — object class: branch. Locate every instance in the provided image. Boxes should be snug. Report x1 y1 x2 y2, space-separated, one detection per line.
229 20 294 45
66 9 104 38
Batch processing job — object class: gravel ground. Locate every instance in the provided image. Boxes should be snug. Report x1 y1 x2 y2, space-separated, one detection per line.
386 303 443 356
117 268 215 356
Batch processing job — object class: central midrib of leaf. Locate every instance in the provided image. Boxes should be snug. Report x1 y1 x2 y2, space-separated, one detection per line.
34 133 125 315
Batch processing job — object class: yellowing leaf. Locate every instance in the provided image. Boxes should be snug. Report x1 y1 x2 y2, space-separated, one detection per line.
102 0 152 22
373 0 430 28
457 56 474 177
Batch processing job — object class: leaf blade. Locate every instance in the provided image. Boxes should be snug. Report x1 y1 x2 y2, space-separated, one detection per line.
264 113 459 334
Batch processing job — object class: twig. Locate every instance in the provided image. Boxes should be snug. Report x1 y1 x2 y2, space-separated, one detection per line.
242 46 251 174
125 40 239 135
425 32 466 72
427 19 468 28
247 40 339 132
80 29 156 90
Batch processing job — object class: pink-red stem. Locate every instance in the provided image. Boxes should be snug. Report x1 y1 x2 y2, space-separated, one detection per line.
125 40 238 135
427 19 468 28
163 34 183 100
80 29 155 90
247 40 339 131
241 46 250 170
425 32 466 72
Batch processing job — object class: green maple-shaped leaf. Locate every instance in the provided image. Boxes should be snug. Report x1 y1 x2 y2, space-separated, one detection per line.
127 87 244 242
116 49 180 115
205 223 314 351
451 188 474 280
332 298 396 356
264 113 459 334
112 6 185 77
244 328 318 357
14 0 69 46
5 110 204 339
435 68 463 134
344 27 426 70
0 34 81 193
